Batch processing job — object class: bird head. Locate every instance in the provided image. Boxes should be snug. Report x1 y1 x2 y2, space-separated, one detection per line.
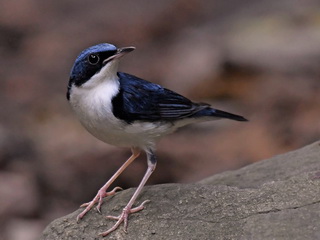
67 43 135 99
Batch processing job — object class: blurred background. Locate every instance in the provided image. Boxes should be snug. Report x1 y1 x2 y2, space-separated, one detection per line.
1 0 320 239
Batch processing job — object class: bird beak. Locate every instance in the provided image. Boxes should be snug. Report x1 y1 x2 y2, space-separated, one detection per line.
103 46 135 64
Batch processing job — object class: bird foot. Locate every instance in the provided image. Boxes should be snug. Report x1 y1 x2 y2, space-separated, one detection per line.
76 186 123 222
99 200 150 237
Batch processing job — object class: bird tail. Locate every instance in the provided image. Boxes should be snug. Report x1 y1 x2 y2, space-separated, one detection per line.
211 109 248 121
193 106 248 121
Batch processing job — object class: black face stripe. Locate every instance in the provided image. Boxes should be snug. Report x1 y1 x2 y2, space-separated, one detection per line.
99 50 117 64
67 49 118 92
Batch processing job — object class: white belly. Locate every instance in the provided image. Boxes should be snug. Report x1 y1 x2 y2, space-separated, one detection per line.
82 117 174 149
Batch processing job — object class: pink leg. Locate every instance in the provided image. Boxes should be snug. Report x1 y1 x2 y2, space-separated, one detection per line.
77 147 141 222
99 151 157 237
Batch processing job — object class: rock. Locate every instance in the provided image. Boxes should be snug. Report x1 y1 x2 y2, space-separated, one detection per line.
41 141 320 240
200 140 320 188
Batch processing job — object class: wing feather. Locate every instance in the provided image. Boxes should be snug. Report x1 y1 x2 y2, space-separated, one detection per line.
112 72 208 123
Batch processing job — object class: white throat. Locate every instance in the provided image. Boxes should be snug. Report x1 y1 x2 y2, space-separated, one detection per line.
82 59 120 89
68 59 121 125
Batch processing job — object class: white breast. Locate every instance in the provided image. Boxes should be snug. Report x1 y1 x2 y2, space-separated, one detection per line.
69 75 174 150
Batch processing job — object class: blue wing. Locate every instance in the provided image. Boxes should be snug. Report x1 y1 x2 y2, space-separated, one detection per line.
112 72 210 123
112 72 247 123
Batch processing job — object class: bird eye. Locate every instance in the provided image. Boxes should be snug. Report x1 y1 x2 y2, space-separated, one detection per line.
88 54 100 65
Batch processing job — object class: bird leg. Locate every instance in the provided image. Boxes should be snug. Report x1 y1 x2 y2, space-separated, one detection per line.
77 147 141 222
99 150 157 237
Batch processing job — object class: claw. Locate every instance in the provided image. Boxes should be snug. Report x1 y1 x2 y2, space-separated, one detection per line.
79 201 91 208
95 186 123 213
100 200 151 236
76 186 123 222
130 200 150 213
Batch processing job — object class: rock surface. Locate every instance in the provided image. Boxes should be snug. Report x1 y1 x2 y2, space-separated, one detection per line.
41 141 320 240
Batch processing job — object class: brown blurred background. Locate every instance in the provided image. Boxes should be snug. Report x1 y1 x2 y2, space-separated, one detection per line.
1 0 320 239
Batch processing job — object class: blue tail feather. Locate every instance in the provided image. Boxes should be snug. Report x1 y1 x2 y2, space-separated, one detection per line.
194 107 248 122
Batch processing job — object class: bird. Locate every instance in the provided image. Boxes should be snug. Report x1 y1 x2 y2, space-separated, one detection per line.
67 43 247 236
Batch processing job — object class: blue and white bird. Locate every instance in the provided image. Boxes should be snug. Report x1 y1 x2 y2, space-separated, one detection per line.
67 43 247 236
